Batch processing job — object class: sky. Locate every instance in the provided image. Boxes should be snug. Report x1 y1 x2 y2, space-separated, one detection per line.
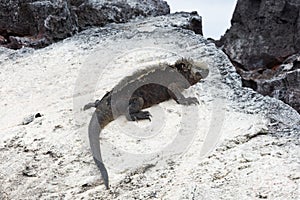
165 0 238 39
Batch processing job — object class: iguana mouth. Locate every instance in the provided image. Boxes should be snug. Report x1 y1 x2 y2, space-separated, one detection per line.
192 62 209 79
197 67 209 79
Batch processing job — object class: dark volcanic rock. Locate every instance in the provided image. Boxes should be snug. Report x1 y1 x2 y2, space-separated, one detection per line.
178 11 203 35
0 0 77 49
75 0 170 29
0 0 170 49
219 0 300 70
218 0 300 113
256 54 300 113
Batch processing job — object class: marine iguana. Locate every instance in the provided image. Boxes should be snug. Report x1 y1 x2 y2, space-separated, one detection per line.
84 58 209 189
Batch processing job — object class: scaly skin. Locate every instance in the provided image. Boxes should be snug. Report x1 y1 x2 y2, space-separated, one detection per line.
84 58 209 189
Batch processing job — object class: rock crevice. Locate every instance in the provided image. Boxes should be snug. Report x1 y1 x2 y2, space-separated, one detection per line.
218 0 300 113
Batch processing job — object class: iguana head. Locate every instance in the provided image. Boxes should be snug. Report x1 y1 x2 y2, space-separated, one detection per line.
174 58 209 85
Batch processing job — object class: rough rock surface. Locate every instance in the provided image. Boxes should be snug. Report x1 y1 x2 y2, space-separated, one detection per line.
0 0 169 49
219 0 300 70
217 0 300 113
255 54 300 113
0 12 299 199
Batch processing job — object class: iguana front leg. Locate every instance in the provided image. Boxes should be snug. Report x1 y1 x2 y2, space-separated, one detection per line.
168 83 199 105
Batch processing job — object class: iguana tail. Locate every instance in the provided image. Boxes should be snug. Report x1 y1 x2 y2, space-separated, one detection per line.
88 112 109 189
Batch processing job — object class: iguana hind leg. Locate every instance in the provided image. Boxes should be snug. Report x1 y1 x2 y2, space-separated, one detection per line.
126 97 152 121
83 91 111 110
129 110 152 121
83 99 100 110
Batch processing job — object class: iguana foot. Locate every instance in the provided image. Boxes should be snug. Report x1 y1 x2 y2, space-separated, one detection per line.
83 100 100 110
128 111 152 121
177 97 199 105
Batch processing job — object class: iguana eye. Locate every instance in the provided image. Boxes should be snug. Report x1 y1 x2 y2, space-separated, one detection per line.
177 64 183 70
